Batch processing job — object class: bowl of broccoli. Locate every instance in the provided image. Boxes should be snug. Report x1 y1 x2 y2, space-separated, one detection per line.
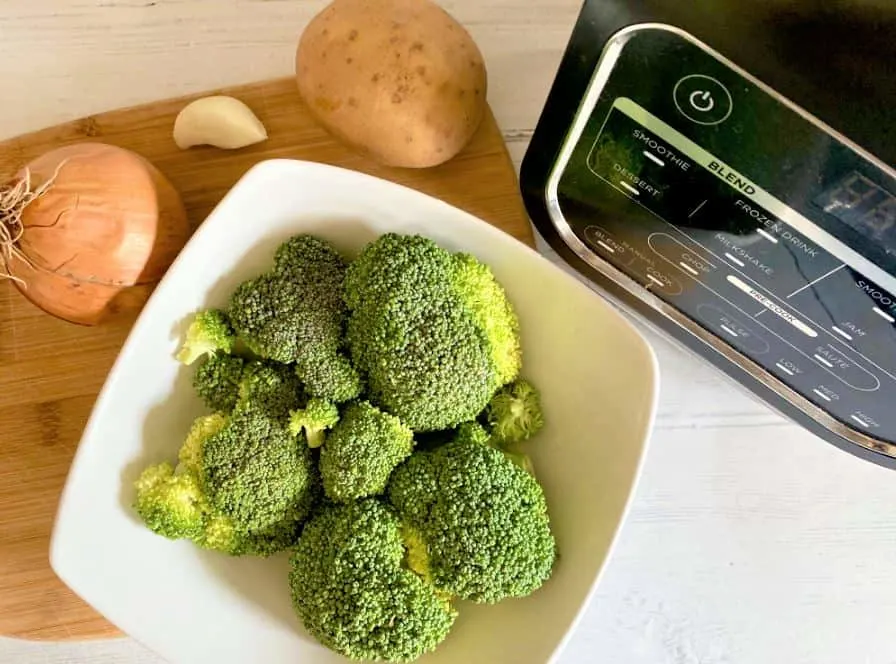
50 159 659 664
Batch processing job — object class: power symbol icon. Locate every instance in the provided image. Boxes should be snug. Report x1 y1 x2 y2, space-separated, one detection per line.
689 90 715 112
673 75 733 125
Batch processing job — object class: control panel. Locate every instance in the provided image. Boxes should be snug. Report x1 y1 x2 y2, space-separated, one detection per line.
542 26 896 455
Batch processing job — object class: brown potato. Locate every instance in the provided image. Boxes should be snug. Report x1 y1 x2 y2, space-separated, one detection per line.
295 0 488 169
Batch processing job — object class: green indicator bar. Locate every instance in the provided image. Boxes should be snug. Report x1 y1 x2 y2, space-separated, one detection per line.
613 97 777 219
605 96 896 300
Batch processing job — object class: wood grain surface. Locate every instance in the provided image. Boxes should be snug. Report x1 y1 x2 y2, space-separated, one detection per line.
0 75 532 642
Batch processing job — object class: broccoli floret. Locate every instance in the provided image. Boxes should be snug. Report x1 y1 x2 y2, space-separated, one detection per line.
177 412 228 476
192 354 247 412
227 235 362 402
449 251 522 387
288 398 340 449
175 309 235 365
449 420 538 477
387 436 557 604
227 273 297 364
485 378 545 447
319 401 414 502
344 233 522 431
272 232 343 281
133 402 318 557
133 463 206 541
453 420 491 446
236 360 304 421
289 499 457 663
294 352 363 404
133 413 229 542
197 513 241 554
201 403 319 555
133 416 242 552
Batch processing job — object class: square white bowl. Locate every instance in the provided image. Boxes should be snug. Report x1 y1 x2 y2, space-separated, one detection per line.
50 159 659 664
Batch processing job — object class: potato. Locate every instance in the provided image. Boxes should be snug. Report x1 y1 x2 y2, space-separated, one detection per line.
295 0 488 169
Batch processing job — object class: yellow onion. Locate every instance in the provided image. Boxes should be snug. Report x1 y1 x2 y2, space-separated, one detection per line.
0 142 190 325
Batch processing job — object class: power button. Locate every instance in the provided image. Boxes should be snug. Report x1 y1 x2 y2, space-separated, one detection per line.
673 74 733 126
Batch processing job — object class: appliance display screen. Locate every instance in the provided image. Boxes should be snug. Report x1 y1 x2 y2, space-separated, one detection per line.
816 173 896 251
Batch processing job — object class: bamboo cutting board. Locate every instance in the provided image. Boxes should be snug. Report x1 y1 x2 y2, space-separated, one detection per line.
0 76 533 641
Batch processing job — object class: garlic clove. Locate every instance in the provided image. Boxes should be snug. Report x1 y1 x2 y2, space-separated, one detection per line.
173 96 268 150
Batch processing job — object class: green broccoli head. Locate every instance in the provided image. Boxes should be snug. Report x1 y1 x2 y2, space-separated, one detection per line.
449 420 537 477
289 398 340 448
175 309 236 365
387 437 557 603
192 354 247 413
289 499 457 663
134 401 318 558
272 233 344 280
344 233 522 431
485 378 545 447
134 414 228 543
132 414 236 555
133 463 206 541
453 421 491 446
227 273 299 364
196 513 241 554
294 352 363 404
201 402 320 555
449 252 522 386
227 235 362 402
319 401 415 503
236 360 304 422
177 412 229 477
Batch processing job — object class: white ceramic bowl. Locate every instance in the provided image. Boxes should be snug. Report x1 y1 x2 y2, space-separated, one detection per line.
50 159 659 664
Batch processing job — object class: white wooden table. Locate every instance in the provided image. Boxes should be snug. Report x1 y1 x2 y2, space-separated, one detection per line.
3 2 896 663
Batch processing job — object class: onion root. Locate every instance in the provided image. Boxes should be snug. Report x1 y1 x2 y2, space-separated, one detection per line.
0 162 67 286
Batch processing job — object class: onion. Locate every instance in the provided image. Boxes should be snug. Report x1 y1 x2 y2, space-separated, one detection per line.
0 142 190 325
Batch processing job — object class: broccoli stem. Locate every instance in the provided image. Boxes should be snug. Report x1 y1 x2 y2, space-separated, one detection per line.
288 398 340 449
485 378 545 447
305 428 326 449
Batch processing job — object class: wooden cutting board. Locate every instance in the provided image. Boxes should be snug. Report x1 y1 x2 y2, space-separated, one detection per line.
0 76 533 641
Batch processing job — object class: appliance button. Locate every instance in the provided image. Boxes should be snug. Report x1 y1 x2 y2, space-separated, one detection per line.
644 266 683 296
811 385 839 404
689 90 715 112
810 344 880 392
850 411 881 430
583 225 634 266
647 232 717 278
774 358 805 378
673 74 733 126
696 303 769 355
